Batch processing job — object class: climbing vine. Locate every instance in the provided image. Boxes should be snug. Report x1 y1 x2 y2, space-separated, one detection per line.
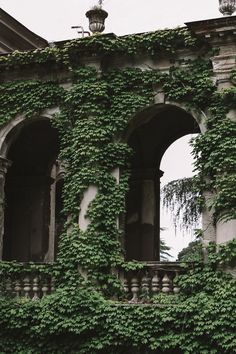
0 28 235 353
0 27 199 71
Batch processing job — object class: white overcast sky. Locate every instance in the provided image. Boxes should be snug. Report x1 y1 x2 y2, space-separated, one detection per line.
1 0 220 41
0 0 222 258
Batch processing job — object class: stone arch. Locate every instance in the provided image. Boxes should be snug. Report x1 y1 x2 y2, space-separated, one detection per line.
0 108 63 262
122 102 207 261
123 102 205 143
0 108 59 158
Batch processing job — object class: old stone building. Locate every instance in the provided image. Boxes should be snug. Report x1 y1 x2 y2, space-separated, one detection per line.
0 6 235 262
0 8 47 54
0 2 235 352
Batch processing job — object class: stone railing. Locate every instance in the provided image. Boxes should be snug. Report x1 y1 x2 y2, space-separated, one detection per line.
0 261 183 302
121 262 183 303
0 265 55 300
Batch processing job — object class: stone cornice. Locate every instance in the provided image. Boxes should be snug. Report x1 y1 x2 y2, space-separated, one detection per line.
186 15 236 36
186 16 236 53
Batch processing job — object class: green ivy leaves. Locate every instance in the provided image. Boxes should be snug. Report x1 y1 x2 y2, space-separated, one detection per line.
0 80 65 125
0 29 235 353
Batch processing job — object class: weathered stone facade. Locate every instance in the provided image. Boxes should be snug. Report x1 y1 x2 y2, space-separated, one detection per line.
0 11 235 275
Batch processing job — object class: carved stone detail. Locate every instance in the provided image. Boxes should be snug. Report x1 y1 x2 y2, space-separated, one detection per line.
211 54 236 89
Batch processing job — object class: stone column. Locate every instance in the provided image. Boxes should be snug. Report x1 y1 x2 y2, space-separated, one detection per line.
126 168 160 261
202 191 217 255
0 156 11 259
78 185 98 232
156 170 164 260
141 178 156 260
211 54 236 244
186 16 236 246
46 164 57 263
125 175 142 261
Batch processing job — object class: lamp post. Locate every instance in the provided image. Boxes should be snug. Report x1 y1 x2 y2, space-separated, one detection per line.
219 0 236 16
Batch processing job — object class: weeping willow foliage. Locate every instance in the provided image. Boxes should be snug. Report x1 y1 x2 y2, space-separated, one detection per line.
160 238 173 261
161 177 201 232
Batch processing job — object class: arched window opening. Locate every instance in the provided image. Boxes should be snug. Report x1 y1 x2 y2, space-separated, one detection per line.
125 105 200 262
160 134 199 261
2 119 63 262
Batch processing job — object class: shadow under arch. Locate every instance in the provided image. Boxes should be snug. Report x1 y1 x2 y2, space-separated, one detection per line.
1 115 64 262
122 103 201 261
0 109 59 158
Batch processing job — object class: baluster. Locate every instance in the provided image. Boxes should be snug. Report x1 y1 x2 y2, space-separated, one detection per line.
14 279 22 298
0 279 3 296
161 273 171 294
23 276 31 298
129 277 139 303
173 271 180 294
5 278 12 294
32 276 40 300
50 277 55 293
141 274 149 299
42 278 49 297
151 271 160 295
123 278 130 295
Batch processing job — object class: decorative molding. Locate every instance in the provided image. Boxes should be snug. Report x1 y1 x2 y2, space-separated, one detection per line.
211 54 236 88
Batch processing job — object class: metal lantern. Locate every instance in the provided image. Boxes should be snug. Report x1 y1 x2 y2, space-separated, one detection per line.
86 6 108 34
219 0 236 16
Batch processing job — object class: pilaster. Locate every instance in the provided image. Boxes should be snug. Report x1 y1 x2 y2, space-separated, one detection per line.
126 168 163 261
186 16 236 89
186 17 236 245
211 53 236 89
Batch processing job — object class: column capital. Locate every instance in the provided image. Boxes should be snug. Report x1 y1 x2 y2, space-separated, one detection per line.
211 54 236 89
131 168 163 181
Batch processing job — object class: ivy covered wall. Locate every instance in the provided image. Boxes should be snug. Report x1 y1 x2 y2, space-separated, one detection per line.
0 26 235 353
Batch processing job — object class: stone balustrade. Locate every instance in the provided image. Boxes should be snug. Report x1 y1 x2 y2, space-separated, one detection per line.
0 268 55 300
0 261 183 302
121 262 182 303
